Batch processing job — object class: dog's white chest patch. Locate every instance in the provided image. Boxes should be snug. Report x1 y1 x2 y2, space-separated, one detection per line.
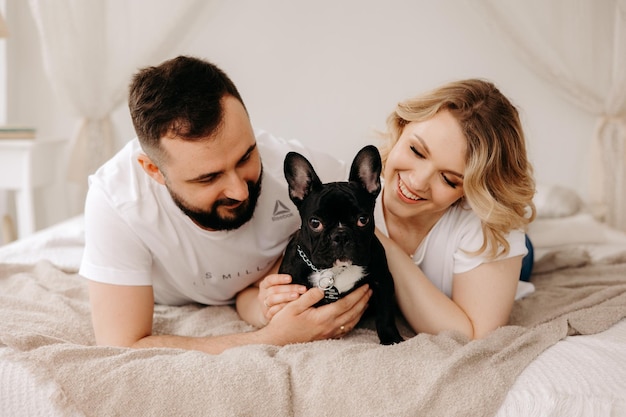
308 264 366 294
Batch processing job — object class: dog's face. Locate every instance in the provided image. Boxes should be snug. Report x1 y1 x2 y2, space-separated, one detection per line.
284 145 382 270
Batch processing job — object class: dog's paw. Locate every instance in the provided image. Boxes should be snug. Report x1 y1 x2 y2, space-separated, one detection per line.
378 328 404 345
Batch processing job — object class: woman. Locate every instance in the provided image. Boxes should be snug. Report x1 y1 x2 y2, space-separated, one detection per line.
374 78 536 339
244 79 535 341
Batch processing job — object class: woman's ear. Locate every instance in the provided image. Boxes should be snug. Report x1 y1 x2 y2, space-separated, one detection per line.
137 154 166 185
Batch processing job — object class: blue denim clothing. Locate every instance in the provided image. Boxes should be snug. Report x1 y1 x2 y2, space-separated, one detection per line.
519 234 534 282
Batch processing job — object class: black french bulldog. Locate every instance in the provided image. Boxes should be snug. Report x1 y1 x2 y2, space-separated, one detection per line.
279 145 403 345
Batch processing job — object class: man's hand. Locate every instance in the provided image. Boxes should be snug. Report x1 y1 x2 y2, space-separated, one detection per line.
236 273 307 328
258 273 308 322
236 256 307 327
260 284 372 344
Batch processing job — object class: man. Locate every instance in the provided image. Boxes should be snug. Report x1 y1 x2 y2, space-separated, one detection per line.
80 56 371 354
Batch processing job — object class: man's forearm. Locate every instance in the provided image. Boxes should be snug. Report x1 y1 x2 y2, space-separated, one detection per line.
131 329 274 355
236 285 267 328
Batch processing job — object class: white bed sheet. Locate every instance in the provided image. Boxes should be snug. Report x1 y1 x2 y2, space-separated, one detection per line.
0 216 84 417
496 320 626 416
0 215 85 271
1 214 625 417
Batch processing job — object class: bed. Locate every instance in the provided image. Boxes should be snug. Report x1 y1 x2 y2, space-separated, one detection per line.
1 184 625 417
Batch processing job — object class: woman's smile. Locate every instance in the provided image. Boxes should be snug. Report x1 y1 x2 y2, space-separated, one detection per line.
397 175 425 203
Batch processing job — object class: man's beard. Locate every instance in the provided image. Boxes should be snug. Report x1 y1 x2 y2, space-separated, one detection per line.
167 168 263 231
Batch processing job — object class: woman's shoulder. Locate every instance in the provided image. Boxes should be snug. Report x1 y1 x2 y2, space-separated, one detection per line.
440 203 525 239
438 202 481 232
437 202 526 257
421 204 483 258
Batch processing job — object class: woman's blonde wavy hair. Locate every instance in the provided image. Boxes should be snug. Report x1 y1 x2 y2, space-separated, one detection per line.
379 79 536 259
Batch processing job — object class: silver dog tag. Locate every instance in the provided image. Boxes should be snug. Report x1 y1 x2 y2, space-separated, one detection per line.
324 286 340 302
317 271 335 290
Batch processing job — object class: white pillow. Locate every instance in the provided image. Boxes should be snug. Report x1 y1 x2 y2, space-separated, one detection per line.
534 184 584 219
528 213 607 248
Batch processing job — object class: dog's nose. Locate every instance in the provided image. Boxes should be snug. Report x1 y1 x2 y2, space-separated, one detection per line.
331 228 348 246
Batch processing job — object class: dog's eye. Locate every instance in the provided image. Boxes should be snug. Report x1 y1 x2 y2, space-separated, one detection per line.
357 215 370 227
308 218 323 231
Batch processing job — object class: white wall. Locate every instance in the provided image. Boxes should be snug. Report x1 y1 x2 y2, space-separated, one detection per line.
4 0 598 235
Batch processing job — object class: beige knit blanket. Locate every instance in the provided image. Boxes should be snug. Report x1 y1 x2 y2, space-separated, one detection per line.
1 260 625 417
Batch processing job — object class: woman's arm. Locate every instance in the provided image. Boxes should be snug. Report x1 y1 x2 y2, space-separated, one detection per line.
451 255 521 338
377 230 521 339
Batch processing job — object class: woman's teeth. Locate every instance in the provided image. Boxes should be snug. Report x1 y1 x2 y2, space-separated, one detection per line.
399 178 422 201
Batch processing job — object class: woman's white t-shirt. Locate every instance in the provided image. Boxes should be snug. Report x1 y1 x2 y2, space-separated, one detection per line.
374 195 528 298
79 130 346 306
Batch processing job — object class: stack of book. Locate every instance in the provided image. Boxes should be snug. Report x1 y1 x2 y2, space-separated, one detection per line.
0 126 36 139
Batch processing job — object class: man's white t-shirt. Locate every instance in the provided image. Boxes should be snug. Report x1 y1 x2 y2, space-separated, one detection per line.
79 130 346 306
374 194 528 298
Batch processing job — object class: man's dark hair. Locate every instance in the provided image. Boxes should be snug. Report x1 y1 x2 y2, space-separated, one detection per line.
128 55 246 164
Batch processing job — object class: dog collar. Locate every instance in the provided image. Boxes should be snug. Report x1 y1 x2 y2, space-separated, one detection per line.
296 245 346 301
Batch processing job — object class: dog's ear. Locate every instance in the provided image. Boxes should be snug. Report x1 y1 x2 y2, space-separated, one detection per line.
284 152 323 207
349 145 382 198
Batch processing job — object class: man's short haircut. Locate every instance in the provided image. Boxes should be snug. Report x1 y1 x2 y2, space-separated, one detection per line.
128 55 246 165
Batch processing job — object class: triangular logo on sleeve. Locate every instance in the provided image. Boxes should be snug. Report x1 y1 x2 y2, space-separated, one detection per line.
272 200 293 221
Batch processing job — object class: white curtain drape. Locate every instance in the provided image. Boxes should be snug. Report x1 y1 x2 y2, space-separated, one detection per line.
28 0 220 214
474 0 626 231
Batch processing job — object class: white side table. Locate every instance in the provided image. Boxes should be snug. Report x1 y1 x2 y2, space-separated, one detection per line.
0 138 67 239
